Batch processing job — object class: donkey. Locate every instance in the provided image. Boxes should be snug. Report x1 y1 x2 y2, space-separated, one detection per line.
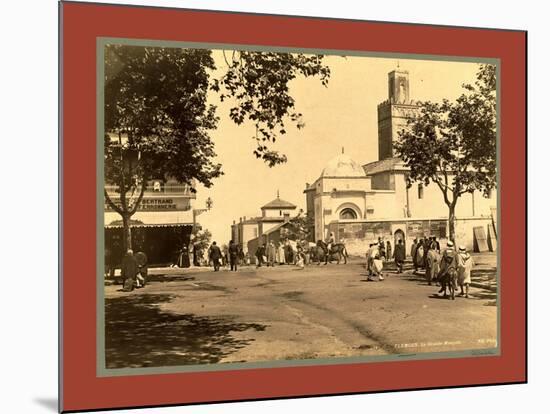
438 255 458 300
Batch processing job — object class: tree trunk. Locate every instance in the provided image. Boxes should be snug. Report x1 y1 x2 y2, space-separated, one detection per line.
122 214 132 252
448 204 457 244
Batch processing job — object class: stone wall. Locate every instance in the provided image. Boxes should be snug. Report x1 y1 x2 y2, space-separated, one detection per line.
328 216 495 257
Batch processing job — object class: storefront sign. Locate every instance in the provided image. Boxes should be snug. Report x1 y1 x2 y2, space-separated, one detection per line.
105 196 191 212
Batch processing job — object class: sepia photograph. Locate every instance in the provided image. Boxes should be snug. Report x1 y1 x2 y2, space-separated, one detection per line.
100 41 498 373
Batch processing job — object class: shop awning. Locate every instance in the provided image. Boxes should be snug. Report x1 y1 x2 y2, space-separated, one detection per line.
105 220 193 229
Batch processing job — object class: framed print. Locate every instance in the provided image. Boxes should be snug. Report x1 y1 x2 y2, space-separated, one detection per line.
59 1 527 412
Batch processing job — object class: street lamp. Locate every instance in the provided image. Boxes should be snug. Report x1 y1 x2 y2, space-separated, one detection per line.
190 197 214 267
192 197 213 234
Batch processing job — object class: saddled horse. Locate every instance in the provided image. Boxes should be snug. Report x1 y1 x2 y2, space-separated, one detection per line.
311 240 348 265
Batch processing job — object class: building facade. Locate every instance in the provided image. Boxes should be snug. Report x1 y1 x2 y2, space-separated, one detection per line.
305 69 497 256
231 194 298 255
104 178 196 267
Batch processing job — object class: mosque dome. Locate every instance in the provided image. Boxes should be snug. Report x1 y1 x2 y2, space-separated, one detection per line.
321 154 365 178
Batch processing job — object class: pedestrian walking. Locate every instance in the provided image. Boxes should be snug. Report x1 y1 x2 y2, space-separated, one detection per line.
414 239 424 273
301 239 311 265
228 240 239 272
368 254 385 281
457 245 474 298
277 242 285 265
425 243 440 285
222 244 229 268
238 245 245 266
266 241 277 267
295 245 305 269
422 237 430 269
255 244 265 267
208 241 222 271
366 243 379 275
410 238 418 265
284 241 293 264
393 239 405 273
386 240 392 263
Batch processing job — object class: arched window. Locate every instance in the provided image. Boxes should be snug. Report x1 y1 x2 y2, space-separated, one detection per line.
339 208 357 220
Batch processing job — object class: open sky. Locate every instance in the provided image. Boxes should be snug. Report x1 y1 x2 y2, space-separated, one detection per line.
194 51 482 243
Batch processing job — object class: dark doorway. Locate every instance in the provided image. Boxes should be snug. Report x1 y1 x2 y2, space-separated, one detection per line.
394 229 405 252
105 225 192 268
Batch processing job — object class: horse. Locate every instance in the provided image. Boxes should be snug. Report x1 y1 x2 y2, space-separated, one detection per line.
312 240 348 265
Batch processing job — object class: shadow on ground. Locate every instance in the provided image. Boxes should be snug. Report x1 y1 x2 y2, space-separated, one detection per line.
105 275 195 286
471 289 498 306
105 294 266 369
399 270 432 286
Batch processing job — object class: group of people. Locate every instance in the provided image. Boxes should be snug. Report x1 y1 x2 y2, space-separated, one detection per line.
254 238 310 269
417 239 474 298
116 234 474 299
119 249 148 291
206 240 249 271
205 238 315 273
365 237 404 281
365 236 474 297
410 237 441 274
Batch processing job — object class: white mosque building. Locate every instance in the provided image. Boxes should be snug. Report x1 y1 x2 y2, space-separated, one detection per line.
304 69 497 256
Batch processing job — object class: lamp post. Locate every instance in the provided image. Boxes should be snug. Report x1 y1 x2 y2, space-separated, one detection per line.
192 197 213 234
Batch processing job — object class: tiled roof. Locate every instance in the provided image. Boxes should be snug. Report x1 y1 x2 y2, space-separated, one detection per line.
362 157 406 175
261 197 297 209
262 221 292 235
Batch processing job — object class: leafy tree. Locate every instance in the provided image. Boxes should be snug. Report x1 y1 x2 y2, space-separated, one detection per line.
104 46 221 250
213 51 330 166
191 228 211 265
104 45 330 250
288 213 315 241
191 228 212 253
395 64 497 242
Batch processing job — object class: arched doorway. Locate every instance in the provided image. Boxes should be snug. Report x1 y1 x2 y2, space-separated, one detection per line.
394 229 405 252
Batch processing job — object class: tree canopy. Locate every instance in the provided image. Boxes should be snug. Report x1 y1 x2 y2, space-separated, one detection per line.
192 228 212 252
104 45 222 217
395 64 497 240
104 44 330 249
213 50 330 166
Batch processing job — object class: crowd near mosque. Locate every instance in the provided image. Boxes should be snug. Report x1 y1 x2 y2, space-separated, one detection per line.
365 235 475 299
206 237 313 272
115 230 476 300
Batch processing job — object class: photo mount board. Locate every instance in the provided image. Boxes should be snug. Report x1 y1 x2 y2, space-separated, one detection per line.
60 1 527 412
